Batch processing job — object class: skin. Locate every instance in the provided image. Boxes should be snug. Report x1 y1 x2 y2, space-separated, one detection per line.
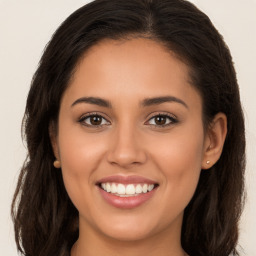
51 38 227 256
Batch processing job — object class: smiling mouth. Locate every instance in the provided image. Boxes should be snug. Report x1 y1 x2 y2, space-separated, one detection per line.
98 183 159 197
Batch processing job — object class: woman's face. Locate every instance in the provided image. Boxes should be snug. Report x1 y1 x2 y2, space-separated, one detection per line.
54 38 208 242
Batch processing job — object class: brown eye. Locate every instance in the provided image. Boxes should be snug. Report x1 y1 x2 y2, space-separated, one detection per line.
147 114 177 127
155 116 167 125
90 115 102 125
79 114 109 127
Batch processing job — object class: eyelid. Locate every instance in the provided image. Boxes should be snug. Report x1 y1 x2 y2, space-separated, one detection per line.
78 112 111 127
77 111 178 129
145 112 178 127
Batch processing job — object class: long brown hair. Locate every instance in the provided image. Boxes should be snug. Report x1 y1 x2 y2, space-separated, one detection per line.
12 0 245 255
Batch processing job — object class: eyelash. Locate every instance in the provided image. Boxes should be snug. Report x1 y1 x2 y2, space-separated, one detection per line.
78 112 110 128
78 112 178 128
146 113 178 128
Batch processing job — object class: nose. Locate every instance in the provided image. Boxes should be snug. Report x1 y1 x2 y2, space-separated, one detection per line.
107 125 147 168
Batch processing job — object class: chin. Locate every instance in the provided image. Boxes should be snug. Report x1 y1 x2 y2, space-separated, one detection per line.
90 213 158 241
101 225 155 242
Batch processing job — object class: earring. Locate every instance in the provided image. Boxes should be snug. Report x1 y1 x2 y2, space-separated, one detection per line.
53 160 61 168
206 160 210 165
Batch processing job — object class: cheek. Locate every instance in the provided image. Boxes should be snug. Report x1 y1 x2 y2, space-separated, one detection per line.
58 125 107 174
150 124 204 210
162 139 203 190
151 122 204 169
57 125 107 207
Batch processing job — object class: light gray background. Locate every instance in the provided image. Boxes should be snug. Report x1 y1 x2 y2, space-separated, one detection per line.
0 0 255 255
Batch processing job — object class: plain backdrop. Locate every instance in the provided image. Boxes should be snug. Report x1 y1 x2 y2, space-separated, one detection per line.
0 0 255 255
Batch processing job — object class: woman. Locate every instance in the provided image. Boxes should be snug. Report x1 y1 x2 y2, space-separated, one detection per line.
11 0 245 255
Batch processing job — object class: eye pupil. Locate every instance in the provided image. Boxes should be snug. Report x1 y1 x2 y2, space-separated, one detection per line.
90 115 102 125
155 116 166 125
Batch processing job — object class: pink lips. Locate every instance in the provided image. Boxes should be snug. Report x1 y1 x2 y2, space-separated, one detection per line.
97 175 157 185
96 175 158 209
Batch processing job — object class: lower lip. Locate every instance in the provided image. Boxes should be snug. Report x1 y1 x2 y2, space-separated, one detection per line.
98 187 157 209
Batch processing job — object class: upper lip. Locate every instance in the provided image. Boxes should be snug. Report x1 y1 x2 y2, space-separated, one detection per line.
96 175 158 185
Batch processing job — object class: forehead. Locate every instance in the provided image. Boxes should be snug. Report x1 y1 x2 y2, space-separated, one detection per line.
78 38 190 84
63 38 201 110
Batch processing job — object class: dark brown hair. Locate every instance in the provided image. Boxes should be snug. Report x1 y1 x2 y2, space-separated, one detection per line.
12 0 245 255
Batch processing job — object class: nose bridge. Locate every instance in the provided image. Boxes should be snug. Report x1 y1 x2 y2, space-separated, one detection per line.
107 121 147 167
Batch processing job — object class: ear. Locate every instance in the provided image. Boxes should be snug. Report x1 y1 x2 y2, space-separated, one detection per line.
49 121 60 161
201 113 227 169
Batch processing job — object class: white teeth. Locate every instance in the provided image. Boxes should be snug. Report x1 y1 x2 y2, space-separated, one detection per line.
117 184 126 194
135 184 143 194
111 183 117 193
142 184 148 193
126 184 136 195
106 183 111 192
100 183 156 196
148 184 154 191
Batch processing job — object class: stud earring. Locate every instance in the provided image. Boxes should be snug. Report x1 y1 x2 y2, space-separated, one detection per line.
206 160 210 165
53 160 61 168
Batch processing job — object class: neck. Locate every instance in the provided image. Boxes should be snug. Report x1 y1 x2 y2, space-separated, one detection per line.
71 216 186 256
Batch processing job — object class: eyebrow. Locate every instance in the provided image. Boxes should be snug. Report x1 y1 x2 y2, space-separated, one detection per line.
141 96 188 109
71 97 112 108
71 95 188 109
